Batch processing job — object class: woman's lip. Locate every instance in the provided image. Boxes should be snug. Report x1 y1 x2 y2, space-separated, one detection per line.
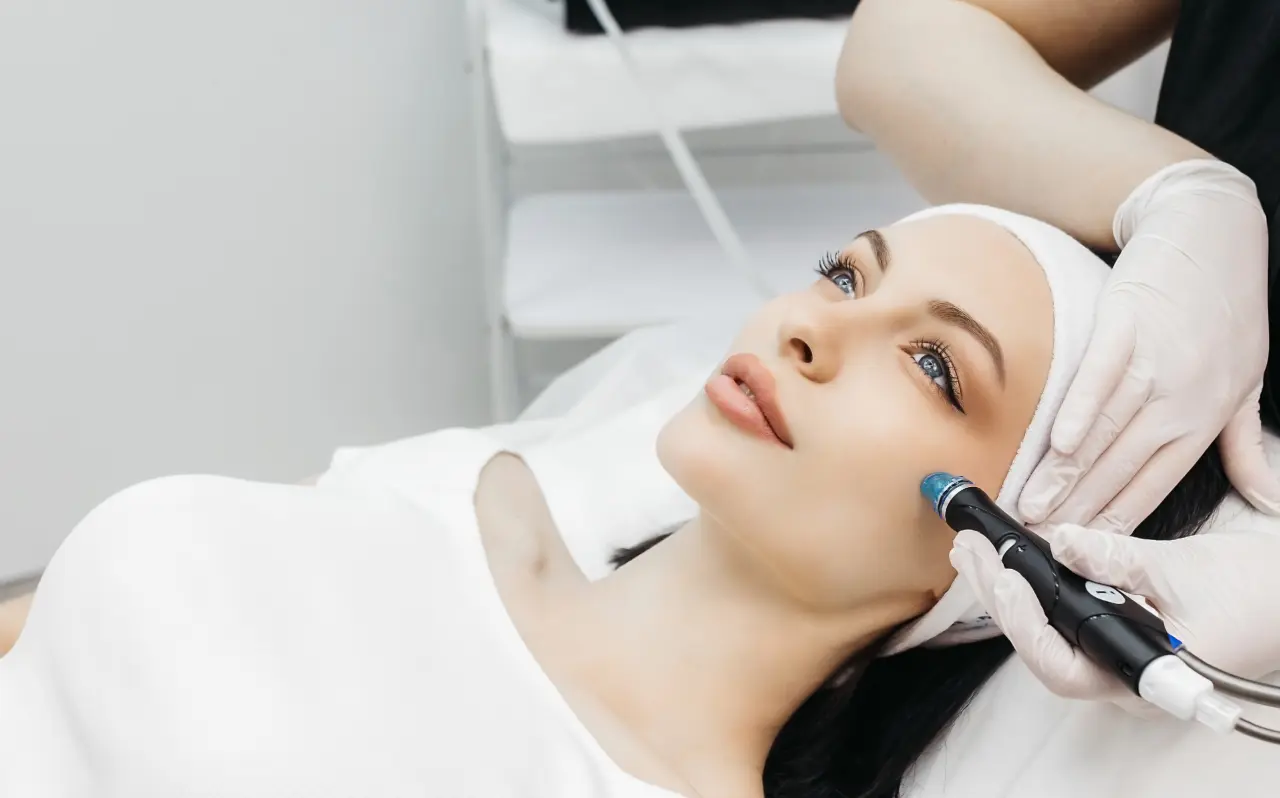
715 353 794 448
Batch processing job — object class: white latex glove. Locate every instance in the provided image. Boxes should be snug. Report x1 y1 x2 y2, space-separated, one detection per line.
1019 159 1280 533
948 520 1280 710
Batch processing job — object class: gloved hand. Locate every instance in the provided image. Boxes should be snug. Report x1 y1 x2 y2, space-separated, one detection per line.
948 519 1280 710
1018 159 1280 534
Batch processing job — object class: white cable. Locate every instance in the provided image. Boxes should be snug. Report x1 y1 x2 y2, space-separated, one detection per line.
581 0 775 299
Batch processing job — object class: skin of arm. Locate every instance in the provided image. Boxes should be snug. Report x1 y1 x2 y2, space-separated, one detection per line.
0 593 32 657
836 0 1203 250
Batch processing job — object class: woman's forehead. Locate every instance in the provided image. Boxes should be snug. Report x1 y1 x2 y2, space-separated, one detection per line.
868 215 1049 324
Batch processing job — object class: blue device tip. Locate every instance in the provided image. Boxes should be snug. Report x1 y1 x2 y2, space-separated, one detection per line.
920 472 960 516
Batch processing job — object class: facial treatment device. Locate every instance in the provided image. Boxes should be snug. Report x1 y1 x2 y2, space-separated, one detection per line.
922 472 1280 744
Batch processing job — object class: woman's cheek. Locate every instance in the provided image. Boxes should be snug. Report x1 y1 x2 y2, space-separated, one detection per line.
817 394 954 503
823 384 929 458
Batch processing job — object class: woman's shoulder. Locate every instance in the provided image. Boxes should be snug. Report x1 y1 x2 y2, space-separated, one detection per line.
475 453 586 592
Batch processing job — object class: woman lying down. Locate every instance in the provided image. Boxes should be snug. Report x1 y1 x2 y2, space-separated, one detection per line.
0 205 1240 798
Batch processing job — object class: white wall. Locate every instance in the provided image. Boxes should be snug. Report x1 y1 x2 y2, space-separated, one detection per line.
0 1 488 580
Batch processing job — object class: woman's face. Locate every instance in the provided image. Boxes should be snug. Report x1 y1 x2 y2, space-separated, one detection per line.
657 214 1053 617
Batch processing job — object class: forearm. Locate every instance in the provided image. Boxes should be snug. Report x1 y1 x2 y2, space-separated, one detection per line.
837 0 1204 250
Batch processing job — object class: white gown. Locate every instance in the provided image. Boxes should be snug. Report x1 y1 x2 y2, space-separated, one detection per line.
0 428 679 798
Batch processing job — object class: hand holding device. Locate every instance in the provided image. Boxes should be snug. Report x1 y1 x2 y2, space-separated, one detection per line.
926 473 1280 743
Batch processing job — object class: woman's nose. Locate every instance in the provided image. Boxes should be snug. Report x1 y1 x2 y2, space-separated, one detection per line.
778 305 845 383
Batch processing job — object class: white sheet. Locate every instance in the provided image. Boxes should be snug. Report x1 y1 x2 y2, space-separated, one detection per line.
483 0 851 143
518 315 736 426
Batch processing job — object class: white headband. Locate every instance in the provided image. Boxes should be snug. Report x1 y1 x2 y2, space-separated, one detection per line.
882 204 1111 656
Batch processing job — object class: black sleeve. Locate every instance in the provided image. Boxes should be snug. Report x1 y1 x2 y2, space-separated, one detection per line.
1157 0 1280 217
1155 0 1280 429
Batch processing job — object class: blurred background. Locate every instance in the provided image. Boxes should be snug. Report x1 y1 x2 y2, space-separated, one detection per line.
0 1 1168 581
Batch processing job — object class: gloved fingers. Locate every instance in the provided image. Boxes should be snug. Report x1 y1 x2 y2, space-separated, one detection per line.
1048 307 1138 458
1040 410 1176 529
950 529 1004 610
989 568 1118 700
1219 386 1280 516
951 532 1118 700
1083 435 1207 537
1046 524 1170 603
1020 362 1152 525
1019 311 1136 524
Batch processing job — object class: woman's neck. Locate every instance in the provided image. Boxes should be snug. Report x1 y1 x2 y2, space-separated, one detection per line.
568 515 897 791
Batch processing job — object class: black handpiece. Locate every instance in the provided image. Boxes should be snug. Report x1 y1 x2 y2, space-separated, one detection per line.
921 473 1177 693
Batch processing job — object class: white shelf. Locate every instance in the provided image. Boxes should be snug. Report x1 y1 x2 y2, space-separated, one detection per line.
483 0 850 144
503 182 927 339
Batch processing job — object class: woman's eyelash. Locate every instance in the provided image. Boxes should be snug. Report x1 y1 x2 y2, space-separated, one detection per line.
816 252 860 295
912 339 965 413
816 251 855 276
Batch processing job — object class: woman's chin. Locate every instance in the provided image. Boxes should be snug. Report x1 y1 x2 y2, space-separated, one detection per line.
655 407 708 489
657 403 774 524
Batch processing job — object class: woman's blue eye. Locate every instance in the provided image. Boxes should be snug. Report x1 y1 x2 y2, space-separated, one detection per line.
816 253 859 297
910 341 964 412
913 352 950 392
830 271 856 296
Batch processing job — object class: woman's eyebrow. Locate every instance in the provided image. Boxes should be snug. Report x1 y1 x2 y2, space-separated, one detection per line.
853 230 1006 385
854 230 891 273
928 300 1006 386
